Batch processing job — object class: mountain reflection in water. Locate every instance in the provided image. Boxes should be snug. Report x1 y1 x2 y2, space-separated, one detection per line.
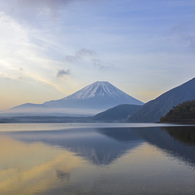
1 124 195 195
2 128 143 165
164 126 195 145
2 126 195 166
131 126 195 166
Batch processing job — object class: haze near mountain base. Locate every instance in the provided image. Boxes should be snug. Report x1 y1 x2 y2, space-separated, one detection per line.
44 81 143 108
3 81 143 116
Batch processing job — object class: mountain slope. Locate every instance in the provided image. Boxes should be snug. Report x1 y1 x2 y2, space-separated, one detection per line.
3 81 143 116
160 100 195 124
10 103 46 110
93 104 142 122
129 77 195 122
44 81 143 109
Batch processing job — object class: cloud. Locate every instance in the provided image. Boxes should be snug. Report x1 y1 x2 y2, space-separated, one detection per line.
92 59 106 69
12 0 74 13
0 136 82 195
56 169 70 180
182 34 195 49
65 48 95 62
0 0 79 22
57 69 70 78
76 48 95 57
65 48 112 70
171 23 195 51
6 0 95 18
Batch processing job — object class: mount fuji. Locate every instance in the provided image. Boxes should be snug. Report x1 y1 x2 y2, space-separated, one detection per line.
44 81 143 108
5 81 143 116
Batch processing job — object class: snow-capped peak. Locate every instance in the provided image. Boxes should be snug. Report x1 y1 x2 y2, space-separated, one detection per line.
43 81 143 109
64 81 130 100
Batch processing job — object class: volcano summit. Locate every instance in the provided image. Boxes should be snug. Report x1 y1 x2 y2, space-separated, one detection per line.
5 81 143 116
44 81 143 109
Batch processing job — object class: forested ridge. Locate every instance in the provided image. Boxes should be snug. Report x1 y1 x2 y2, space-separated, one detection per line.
160 100 195 124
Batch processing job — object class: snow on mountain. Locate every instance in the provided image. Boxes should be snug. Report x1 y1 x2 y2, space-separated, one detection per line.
44 81 144 109
65 81 131 99
3 81 143 116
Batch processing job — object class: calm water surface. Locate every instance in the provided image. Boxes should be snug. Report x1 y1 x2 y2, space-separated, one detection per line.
0 123 195 195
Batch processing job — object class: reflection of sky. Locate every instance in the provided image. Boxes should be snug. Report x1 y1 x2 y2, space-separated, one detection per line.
0 0 195 109
0 136 84 194
1 125 195 194
1 129 195 195
2 128 143 165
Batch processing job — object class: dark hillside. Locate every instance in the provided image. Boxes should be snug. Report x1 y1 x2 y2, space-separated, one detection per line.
93 104 142 122
129 77 195 122
160 100 195 124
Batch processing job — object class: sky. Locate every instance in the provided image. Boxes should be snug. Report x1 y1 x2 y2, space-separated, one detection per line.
0 0 195 110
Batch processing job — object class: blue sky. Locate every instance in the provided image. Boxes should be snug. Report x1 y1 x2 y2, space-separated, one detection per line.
0 0 195 109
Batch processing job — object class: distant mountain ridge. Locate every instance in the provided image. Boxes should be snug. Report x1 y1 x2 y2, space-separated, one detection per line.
93 104 142 122
129 77 195 122
44 81 143 109
3 78 194 121
4 81 143 116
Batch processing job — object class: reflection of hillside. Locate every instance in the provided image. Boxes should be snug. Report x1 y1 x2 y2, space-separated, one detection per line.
2 126 195 167
2 128 143 166
163 126 195 145
132 126 195 166
97 128 141 142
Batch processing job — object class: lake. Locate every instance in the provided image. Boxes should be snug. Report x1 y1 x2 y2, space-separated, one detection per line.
0 123 195 195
